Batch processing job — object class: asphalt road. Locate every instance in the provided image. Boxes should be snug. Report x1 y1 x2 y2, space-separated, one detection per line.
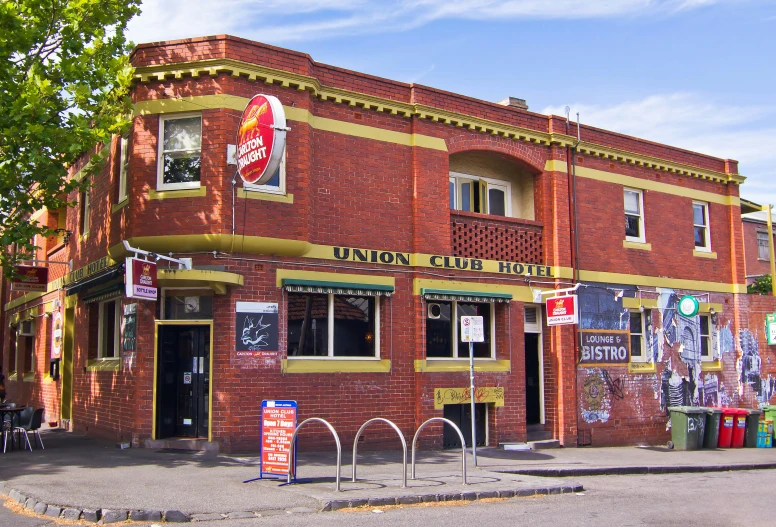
3 469 775 526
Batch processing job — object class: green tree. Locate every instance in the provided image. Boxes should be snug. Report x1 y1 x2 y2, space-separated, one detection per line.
748 275 773 295
0 0 140 275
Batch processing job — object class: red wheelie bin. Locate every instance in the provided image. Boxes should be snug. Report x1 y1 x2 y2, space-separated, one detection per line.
717 408 736 448
731 409 748 448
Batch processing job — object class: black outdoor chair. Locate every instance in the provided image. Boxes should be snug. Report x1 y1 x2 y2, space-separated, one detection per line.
14 408 45 451
2 403 17 453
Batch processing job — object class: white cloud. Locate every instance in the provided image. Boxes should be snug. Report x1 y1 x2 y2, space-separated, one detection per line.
127 0 736 44
542 93 776 206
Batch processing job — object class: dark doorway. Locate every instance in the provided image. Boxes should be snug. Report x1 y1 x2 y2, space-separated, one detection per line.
525 333 541 425
156 325 210 439
443 403 486 449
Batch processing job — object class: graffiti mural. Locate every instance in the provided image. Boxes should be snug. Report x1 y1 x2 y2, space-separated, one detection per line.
581 370 611 424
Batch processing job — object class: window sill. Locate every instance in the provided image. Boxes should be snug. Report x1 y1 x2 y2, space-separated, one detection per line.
701 360 723 372
86 358 121 372
623 240 652 251
693 249 717 259
628 362 657 374
112 199 129 213
237 188 294 204
23 372 35 383
7 372 17 382
149 186 207 200
282 358 390 373
80 232 89 242
414 359 510 373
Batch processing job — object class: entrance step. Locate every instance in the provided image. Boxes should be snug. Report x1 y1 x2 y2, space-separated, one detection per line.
528 439 560 450
526 424 553 442
499 442 531 451
144 438 219 454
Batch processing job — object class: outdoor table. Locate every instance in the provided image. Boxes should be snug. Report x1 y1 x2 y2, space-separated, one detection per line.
0 406 27 452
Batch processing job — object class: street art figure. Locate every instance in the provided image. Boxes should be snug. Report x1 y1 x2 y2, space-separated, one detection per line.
242 315 271 350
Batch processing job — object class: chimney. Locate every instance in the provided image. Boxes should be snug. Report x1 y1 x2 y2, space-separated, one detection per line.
497 97 528 110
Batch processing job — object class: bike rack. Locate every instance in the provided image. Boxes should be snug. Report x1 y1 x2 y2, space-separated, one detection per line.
352 418 407 488
287 418 342 492
411 417 467 485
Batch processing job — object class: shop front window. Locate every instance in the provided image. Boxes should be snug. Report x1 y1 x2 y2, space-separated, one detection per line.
426 301 494 359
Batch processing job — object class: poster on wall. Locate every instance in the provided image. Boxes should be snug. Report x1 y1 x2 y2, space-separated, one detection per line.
122 303 138 352
125 257 158 300
50 310 63 360
579 330 630 366
235 302 279 368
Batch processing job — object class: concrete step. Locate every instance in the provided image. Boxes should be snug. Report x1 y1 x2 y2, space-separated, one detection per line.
528 439 560 450
143 438 219 453
499 442 531 451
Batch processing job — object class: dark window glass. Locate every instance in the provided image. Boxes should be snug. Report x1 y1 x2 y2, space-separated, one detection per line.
333 296 375 357
460 182 472 212
457 303 491 358
22 336 34 373
426 302 452 357
630 312 643 358
163 154 201 184
102 300 117 357
625 215 641 238
449 181 455 209
287 293 328 356
694 226 706 247
488 188 506 216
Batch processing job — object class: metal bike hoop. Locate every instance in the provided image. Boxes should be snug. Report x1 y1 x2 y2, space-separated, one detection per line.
352 418 408 488
287 418 342 492
411 417 467 485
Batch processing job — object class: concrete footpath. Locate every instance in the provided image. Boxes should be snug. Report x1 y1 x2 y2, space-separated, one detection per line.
1 429 776 523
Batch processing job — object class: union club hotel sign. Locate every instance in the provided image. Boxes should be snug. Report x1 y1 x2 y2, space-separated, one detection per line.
332 246 554 278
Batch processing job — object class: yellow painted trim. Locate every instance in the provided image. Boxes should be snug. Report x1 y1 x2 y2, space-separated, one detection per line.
157 269 244 292
43 374 54 385
65 295 78 308
546 160 741 205
148 186 207 200
578 269 747 294
414 278 535 303
623 240 652 251
8 372 18 381
237 188 294 203
86 358 121 372
22 372 35 382
628 362 657 374
701 360 724 372
112 199 129 213
699 302 724 313
275 269 395 288
132 59 743 185
282 359 391 373
414 359 511 373
5 292 45 312
622 298 659 309
693 250 718 260
152 320 214 442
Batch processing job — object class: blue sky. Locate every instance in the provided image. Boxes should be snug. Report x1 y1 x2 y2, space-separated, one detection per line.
127 0 776 206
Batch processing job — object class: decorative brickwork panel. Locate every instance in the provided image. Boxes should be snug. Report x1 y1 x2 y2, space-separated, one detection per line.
451 212 543 264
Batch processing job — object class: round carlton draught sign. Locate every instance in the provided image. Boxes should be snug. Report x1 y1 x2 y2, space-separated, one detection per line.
237 94 287 185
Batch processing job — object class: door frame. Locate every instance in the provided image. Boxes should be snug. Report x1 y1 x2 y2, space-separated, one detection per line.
525 305 545 425
153 320 214 441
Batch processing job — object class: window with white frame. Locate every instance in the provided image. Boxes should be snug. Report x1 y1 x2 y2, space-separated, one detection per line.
449 172 511 217
426 301 494 359
699 314 715 361
80 183 90 236
624 188 645 242
757 231 770 260
118 134 129 202
693 201 711 251
629 310 651 363
157 114 202 190
287 293 378 357
243 152 286 195
18 319 35 373
98 299 121 358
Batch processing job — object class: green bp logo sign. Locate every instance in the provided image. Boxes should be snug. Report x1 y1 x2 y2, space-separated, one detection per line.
678 295 700 318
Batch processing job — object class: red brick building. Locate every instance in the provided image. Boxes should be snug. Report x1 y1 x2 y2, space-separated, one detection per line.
3 35 775 451
742 209 775 286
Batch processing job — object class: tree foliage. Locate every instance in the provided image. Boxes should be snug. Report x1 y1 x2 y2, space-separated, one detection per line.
0 0 140 275
748 274 773 295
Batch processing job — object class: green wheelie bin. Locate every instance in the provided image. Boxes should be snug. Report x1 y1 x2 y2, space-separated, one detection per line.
703 408 723 448
668 406 707 450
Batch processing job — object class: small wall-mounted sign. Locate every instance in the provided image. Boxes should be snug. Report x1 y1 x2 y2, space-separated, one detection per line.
237 94 287 185
767 314 776 345
579 330 630 366
125 258 157 300
12 265 48 292
678 295 699 318
546 295 578 326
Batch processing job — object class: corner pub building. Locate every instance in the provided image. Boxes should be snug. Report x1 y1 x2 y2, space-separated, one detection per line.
3 34 775 452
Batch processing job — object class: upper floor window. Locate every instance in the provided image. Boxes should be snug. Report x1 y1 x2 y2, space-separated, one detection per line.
158 114 202 190
449 172 511 217
757 231 770 260
79 182 90 236
624 188 645 242
243 152 286 195
693 201 711 251
118 134 129 202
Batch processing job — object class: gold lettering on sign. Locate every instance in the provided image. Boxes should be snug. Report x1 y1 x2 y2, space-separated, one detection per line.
433 387 505 409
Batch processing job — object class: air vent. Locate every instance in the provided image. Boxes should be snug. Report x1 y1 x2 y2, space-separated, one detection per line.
524 307 541 333
525 307 537 324
19 319 34 336
428 303 442 319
